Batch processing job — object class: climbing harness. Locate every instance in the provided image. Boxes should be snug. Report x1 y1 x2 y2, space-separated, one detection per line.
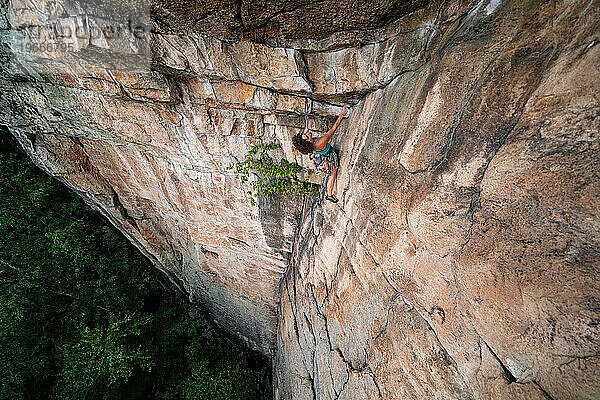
310 141 339 177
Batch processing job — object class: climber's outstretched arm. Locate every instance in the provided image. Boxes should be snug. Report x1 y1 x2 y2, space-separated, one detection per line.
314 107 347 152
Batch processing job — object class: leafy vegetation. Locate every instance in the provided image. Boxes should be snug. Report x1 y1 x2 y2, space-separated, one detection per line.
0 131 271 400
226 143 318 206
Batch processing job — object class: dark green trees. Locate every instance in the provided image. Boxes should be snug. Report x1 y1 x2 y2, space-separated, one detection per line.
0 132 270 399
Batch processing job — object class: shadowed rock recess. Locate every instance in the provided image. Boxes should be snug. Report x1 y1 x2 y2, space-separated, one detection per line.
1 0 599 398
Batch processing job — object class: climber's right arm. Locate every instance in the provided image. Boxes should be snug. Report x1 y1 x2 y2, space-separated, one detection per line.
303 126 313 142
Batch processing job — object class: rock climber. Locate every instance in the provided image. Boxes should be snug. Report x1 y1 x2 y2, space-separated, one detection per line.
292 106 348 203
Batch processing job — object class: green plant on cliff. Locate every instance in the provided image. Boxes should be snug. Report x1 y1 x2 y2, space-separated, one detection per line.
226 143 318 205
0 132 270 400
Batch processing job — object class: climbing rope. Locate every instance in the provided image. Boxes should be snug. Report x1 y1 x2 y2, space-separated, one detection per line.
276 193 310 317
276 97 313 309
304 97 312 129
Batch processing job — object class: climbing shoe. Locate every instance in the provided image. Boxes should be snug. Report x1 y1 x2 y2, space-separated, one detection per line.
325 194 339 203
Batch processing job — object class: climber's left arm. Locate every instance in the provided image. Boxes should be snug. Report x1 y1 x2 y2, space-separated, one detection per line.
315 107 347 151
325 107 347 138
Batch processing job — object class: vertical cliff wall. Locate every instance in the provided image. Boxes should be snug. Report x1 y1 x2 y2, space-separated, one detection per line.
1 0 599 398
274 1 600 399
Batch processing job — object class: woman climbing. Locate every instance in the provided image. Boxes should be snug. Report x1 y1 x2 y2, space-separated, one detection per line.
292 106 348 203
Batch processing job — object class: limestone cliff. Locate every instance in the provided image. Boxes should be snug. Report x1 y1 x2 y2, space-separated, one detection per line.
1 0 599 399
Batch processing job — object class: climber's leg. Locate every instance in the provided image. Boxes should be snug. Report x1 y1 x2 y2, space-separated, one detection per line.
327 167 338 197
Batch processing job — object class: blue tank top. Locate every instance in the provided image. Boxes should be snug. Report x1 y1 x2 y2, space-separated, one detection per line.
313 138 331 155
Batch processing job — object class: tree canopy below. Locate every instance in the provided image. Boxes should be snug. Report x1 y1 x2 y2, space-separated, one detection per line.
0 132 271 399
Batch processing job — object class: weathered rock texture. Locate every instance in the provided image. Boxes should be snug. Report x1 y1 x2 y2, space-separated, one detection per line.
153 0 429 41
1 0 599 398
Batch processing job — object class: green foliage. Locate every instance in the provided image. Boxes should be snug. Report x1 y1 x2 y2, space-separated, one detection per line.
226 143 318 205
0 132 270 400
55 313 153 395
161 316 245 400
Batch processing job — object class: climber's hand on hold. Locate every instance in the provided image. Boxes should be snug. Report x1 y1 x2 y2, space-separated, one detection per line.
341 106 350 118
302 126 313 141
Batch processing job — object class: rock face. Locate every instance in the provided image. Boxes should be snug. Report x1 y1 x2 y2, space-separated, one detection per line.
153 0 429 41
1 0 599 399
